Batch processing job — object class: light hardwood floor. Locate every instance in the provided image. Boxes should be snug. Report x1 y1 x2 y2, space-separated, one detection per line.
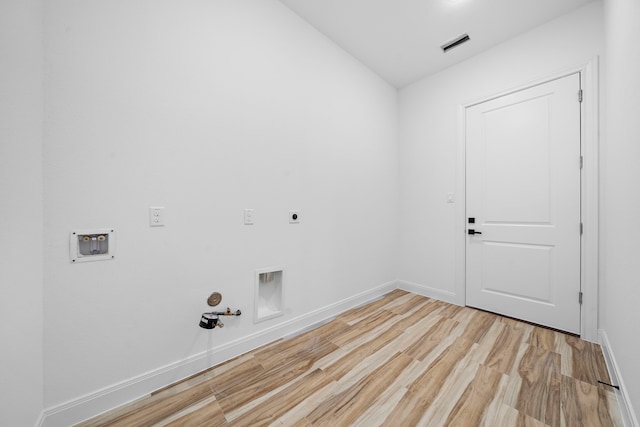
77 290 623 427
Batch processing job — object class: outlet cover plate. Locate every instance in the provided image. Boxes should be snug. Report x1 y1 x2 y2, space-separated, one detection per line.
149 207 165 227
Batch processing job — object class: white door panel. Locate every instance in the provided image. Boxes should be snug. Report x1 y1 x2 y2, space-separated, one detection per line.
484 96 551 224
466 73 581 334
482 242 553 303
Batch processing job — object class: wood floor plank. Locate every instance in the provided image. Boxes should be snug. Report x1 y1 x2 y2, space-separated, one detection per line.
322 323 403 381
151 352 257 398
274 379 338 426
392 297 443 332
484 321 526 374
227 368 333 426
477 372 511 427
493 404 551 427
75 291 623 427
499 315 534 343
286 419 312 427
351 386 409 427
388 294 431 315
215 339 337 413
442 364 505 427
404 316 460 361
565 335 611 388
306 351 413 426
561 375 616 427
254 333 336 371
161 397 227 427
329 328 419 392
380 337 476 426
515 345 562 427
279 317 352 348
470 320 508 366
80 382 214 427
384 291 428 313
439 303 465 319
460 309 497 344
528 326 557 351
554 332 575 378
415 356 481 427
202 356 265 399
337 291 405 324
330 309 399 347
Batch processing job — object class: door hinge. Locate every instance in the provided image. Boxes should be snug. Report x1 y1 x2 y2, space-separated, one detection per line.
579 292 583 305
578 89 583 103
580 222 584 235
580 155 584 169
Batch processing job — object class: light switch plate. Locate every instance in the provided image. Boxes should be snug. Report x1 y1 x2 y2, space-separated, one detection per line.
244 209 254 225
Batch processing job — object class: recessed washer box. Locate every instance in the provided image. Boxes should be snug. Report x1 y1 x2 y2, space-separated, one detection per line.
70 229 115 263
255 267 284 323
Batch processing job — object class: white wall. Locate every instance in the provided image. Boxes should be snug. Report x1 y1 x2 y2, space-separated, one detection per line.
43 0 398 414
601 0 640 420
0 0 44 425
28 0 638 424
398 2 603 303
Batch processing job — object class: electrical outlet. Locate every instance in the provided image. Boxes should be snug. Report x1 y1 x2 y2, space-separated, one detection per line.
289 210 300 224
149 207 165 227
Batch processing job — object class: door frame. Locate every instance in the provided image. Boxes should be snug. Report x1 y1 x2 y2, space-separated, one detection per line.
454 57 600 342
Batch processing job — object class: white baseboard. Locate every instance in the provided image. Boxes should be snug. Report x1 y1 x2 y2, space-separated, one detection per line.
599 329 639 427
40 280 397 427
396 279 461 305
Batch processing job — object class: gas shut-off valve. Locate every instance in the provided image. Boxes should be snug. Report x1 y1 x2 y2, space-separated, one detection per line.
199 292 241 329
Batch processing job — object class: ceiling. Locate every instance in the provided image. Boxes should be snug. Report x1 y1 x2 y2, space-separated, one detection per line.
277 0 596 88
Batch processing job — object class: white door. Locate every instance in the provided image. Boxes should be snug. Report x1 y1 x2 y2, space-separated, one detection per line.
465 73 581 334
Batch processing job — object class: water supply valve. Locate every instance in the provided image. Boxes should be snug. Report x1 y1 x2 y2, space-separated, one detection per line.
199 292 241 329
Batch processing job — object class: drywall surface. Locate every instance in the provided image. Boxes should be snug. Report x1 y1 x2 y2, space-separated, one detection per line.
398 2 603 303
43 0 398 409
0 0 44 425
601 0 640 419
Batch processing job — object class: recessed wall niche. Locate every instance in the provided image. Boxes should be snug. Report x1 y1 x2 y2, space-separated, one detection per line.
254 268 284 323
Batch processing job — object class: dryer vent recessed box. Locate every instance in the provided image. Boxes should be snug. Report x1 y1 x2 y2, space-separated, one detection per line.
70 229 115 263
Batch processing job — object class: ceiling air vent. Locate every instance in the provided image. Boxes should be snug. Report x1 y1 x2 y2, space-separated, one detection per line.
441 33 470 53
